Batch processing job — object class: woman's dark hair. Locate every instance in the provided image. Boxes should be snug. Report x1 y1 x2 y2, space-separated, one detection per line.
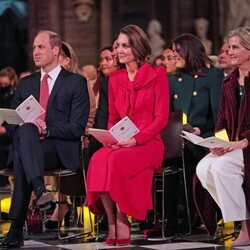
172 33 212 75
100 46 113 53
0 67 18 87
119 24 151 66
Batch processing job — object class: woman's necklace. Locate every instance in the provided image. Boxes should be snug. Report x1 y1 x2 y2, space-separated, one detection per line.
239 84 245 96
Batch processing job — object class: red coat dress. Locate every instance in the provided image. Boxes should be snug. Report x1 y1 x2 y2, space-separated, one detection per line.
87 63 169 220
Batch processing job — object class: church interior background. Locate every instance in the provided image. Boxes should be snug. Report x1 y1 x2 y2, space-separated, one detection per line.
0 0 249 74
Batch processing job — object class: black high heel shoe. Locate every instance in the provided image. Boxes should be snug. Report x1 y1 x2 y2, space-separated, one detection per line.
45 202 70 230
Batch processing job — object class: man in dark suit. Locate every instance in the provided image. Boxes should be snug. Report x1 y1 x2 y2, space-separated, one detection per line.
0 30 89 248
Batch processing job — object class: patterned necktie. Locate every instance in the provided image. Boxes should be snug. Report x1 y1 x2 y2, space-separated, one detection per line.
39 73 50 121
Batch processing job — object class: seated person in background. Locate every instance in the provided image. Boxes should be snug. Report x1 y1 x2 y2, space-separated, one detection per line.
196 26 250 247
0 30 89 249
218 42 235 76
87 24 169 246
84 44 119 166
209 55 219 67
168 33 224 234
44 41 96 230
81 64 98 107
0 67 18 188
153 55 162 66
160 47 178 75
19 71 31 80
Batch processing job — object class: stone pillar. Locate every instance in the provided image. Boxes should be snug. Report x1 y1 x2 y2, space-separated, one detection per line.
100 0 112 48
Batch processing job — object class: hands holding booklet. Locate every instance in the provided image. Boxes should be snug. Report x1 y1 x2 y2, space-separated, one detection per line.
182 130 231 149
89 116 139 145
0 95 45 125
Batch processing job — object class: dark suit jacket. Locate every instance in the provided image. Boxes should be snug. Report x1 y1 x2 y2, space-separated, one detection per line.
169 67 224 138
194 69 250 236
95 77 109 129
7 67 89 172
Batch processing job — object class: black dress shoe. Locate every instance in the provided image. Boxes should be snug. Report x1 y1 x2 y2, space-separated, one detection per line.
0 229 24 249
34 185 53 210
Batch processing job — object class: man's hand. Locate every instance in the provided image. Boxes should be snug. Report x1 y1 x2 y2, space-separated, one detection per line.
31 119 47 135
0 126 6 135
81 136 89 148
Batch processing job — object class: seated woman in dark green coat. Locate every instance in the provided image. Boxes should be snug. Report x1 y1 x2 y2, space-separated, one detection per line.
165 33 224 234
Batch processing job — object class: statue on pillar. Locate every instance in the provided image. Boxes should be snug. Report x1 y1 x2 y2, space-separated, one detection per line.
147 19 166 61
73 0 95 22
194 18 213 55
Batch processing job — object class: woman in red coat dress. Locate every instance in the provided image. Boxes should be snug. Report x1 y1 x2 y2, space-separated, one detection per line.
87 25 169 245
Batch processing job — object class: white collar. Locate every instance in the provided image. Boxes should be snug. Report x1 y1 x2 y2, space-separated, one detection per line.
41 65 62 81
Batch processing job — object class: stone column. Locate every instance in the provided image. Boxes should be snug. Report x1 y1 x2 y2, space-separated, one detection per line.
100 0 112 48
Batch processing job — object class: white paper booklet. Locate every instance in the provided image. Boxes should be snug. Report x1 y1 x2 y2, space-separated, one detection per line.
182 130 231 149
89 116 140 144
0 95 45 125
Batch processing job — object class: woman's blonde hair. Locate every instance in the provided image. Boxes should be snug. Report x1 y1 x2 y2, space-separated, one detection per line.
227 26 250 50
61 41 81 74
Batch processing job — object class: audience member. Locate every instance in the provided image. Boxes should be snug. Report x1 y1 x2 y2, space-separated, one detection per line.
153 55 162 66
0 67 18 187
87 24 169 246
196 26 250 247
209 55 219 67
160 47 178 75
218 42 235 76
0 30 89 249
167 33 224 234
86 44 120 159
19 71 31 80
44 41 96 230
82 64 98 90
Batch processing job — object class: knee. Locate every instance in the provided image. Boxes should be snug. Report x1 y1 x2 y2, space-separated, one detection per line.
17 123 39 137
196 158 211 181
196 161 206 181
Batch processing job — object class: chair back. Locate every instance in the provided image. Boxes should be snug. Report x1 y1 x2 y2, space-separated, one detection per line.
59 171 85 197
161 110 183 161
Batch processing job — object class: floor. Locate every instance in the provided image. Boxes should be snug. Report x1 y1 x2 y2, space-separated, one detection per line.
1 186 250 249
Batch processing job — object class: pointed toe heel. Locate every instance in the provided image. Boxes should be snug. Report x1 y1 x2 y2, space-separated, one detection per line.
105 238 116 245
116 238 131 246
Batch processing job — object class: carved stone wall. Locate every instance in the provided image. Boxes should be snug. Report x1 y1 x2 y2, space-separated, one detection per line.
28 0 99 70
27 0 224 71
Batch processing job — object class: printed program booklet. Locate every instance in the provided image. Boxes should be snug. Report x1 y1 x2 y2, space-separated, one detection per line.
181 130 231 149
89 116 140 144
0 95 45 125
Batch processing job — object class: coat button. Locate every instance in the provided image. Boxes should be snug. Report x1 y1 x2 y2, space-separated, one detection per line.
194 74 198 79
178 77 182 82
174 94 178 99
193 91 198 96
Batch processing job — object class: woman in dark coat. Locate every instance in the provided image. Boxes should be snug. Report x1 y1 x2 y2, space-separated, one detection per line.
167 34 223 233
196 26 250 247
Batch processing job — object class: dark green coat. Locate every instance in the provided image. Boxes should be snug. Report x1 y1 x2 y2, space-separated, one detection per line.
169 67 224 138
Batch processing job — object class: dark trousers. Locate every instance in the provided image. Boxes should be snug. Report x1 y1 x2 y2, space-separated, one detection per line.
9 123 60 225
0 133 11 186
164 142 207 231
184 142 207 221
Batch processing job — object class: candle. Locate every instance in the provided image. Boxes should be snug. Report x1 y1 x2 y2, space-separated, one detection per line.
0 198 11 214
83 206 95 234
215 129 229 141
182 113 187 125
